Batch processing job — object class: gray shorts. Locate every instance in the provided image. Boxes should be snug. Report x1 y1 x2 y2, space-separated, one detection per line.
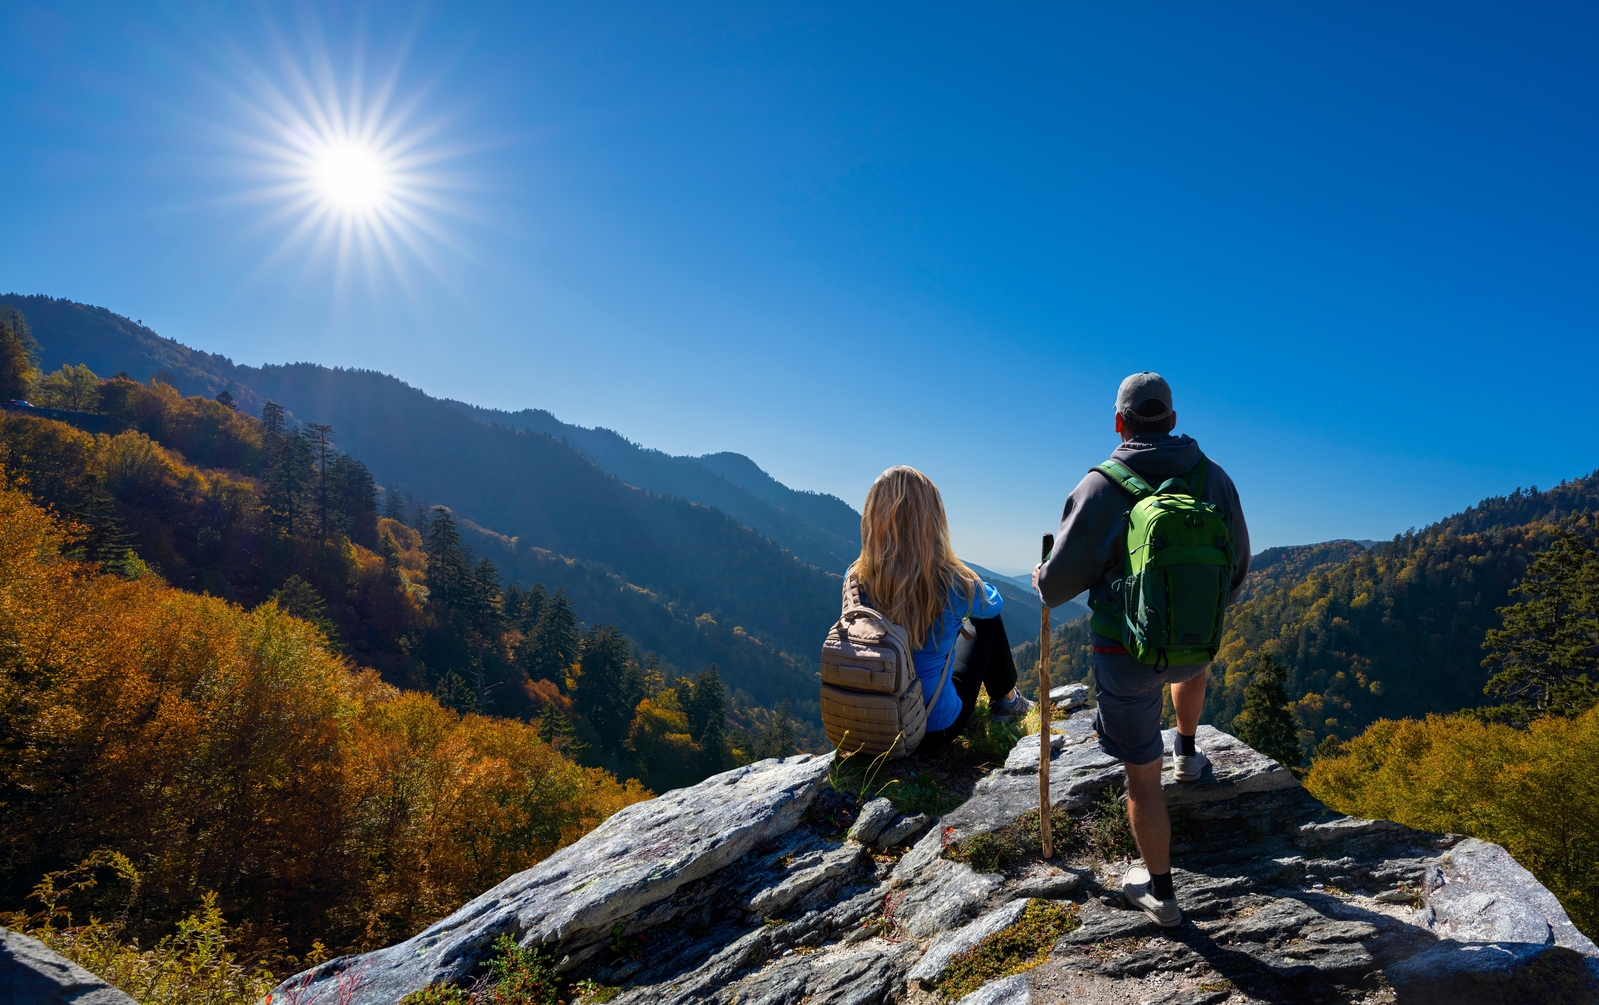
1090 641 1208 765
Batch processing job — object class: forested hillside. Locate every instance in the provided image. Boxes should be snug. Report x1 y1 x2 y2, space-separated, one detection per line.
4 294 839 720
0 344 813 787
230 364 836 708
1204 473 1599 751
1017 472 1599 759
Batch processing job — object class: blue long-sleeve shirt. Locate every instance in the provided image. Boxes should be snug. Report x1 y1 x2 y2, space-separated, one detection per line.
914 578 1003 731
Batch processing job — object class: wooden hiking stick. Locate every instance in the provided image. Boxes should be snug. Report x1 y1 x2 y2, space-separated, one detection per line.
1038 533 1054 858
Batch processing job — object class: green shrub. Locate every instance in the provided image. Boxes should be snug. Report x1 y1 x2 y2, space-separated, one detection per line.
486 934 561 1005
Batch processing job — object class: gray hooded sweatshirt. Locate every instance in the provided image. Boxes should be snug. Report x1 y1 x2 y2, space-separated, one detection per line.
1035 433 1250 638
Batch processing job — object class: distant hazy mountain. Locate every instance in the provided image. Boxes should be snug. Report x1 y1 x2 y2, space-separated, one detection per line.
440 400 861 573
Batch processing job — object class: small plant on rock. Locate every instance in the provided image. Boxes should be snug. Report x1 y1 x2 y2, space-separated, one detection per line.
943 810 1064 872
938 900 1080 997
960 696 1028 762
827 732 902 803
486 934 561 1005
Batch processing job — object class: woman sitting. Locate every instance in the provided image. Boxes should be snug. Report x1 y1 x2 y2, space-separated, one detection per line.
854 465 1033 755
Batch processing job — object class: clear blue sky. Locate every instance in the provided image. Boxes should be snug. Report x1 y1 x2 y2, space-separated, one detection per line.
4 2 1596 574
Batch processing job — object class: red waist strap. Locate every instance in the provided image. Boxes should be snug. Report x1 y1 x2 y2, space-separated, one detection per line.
1093 645 1128 653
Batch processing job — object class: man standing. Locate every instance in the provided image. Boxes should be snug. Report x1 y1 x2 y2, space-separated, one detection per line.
1033 372 1249 927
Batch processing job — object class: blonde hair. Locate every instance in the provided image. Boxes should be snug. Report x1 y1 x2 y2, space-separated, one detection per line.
854 465 979 648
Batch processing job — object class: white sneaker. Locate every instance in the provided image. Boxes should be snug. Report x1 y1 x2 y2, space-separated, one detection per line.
1122 866 1182 928
1173 741 1208 782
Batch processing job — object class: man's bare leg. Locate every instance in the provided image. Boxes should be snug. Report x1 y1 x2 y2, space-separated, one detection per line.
1126 671 1207 882
1170 669 1207 736
1123 757 1169 875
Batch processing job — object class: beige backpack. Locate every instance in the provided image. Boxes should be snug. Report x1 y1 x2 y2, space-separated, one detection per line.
819 571 958 758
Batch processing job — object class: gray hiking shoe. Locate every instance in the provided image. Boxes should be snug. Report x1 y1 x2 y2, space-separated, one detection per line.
1173 742 1209 782
988 690 1034 723
1122 866 1182 928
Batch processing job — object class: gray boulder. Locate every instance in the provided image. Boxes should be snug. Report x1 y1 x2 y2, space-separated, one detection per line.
270 725 1597 1005
1429 837 1598 954
746 844 864 916
0 927 137 1005
1386 940 1597 1003
956 972 1031 1005
875 812 930 848
845 797 897 845
268 753 833 1005
1049 683 1090 711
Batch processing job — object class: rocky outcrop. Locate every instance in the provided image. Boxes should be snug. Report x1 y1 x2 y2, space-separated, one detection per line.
0 927 137 1005
272 722 1598 1005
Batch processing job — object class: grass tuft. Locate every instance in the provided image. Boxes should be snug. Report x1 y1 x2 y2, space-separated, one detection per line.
938 900 1080 997
961 695 1029 763
944 809 1067 872
1084 787 1137 861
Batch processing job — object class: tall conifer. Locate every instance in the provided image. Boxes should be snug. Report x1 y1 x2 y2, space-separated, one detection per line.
1479 526 1599 724
1237 654 1303 770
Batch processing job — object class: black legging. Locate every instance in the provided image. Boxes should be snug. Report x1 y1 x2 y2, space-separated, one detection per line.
917 613 1019 756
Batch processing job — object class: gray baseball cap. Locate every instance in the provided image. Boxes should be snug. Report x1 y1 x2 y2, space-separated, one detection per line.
1115 372 1172 421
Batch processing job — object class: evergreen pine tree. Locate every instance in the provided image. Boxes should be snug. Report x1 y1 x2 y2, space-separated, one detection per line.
753 700 798 760
266 427 313 536
522 588 578 687
642 651 664 695
468 556 506 636
684 665 727 744
1479 526 1599 724
269 575 342 647
382 485 407 521
261 400 285 436
424 507 466 606
306 423 335 539
379 532 402 574
66 490 134 573
1236 654 1303 769
573 624 633 751
537 702 583 757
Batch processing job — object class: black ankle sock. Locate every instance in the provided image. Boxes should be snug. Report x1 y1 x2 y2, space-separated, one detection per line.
1151 870 1175 901
1178 732 1196 756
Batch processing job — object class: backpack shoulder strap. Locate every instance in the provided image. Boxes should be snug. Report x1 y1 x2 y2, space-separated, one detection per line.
1186 455 1209 498
1091 459 1156 500
925 629 959 711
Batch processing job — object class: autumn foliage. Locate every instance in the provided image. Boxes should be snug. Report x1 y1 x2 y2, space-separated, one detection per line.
1306 708 1599 937
0 470 650 957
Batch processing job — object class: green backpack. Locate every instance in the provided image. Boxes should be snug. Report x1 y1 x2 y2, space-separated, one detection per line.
1088 456 1236 668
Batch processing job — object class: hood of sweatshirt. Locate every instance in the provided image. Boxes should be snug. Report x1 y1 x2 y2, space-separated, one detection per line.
1108 432 1204 481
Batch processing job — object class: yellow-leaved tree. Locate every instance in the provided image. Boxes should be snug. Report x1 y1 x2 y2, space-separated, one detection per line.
1306 709 1599 937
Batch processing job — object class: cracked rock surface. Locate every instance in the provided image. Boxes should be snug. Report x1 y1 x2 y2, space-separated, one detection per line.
271 724 1597 1005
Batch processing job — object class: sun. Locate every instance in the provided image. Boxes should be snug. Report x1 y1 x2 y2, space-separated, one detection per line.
311 141 393 213
215 32 470 293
